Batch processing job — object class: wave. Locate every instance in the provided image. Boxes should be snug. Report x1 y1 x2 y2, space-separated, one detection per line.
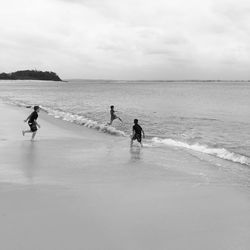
151 137 250 166
1 97 126 137
2 98 32 108
43 107 126 137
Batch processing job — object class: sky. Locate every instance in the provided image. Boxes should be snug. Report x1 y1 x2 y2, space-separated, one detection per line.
1 0 250 80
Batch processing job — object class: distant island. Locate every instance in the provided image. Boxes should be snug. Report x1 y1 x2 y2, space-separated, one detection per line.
0 70 62 81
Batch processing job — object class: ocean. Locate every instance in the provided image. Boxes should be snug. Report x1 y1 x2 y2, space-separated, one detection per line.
0 79 250 186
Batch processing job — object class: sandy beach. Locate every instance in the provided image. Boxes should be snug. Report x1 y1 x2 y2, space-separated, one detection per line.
0 102 250 250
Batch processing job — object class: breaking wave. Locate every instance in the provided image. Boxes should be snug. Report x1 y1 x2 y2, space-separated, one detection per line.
152 137 250 166
43 107 126 137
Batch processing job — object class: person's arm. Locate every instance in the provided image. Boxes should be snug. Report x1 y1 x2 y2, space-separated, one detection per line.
131 127 135 137
141 128 145 138
114 109 121 113
24 114 31 122
34 120 40 128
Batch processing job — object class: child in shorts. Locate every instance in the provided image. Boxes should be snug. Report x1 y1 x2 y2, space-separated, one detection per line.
22 105 41 140
130 119 145 147
108 105 122 125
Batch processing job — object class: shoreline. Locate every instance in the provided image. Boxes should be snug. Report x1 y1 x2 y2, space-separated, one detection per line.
0 102 250 250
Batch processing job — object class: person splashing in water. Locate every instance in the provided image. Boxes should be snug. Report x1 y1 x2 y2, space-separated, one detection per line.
108 105 122 125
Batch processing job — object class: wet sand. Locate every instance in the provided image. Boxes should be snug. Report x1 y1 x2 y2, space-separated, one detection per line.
0 102 250 250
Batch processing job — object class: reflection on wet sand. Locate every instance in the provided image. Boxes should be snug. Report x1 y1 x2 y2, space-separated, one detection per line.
21 141 38 183
130 146 141 161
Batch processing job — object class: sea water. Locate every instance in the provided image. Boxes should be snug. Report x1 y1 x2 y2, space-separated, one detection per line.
0 80 250 186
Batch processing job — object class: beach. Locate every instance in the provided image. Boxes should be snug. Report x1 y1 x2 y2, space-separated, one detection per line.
0 101 250 250
2 0 250 247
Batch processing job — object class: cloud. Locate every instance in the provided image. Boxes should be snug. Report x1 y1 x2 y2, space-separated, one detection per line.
0 0 250 79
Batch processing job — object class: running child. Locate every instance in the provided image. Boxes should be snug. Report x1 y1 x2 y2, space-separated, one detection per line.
108 105 122 125
22 105 41 140
130 119 145 147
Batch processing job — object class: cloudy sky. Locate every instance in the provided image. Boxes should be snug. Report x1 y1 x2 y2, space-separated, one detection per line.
1 0 250 80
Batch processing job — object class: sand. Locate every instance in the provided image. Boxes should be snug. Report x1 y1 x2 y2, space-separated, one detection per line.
0 102 250 250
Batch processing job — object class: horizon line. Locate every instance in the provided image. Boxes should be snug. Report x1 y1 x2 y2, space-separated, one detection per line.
65 78 250 82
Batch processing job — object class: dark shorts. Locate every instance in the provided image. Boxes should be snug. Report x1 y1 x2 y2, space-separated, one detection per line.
132 133 142 142
29 122 37 132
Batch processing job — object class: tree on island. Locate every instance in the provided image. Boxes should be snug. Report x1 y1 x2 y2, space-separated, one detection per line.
0 70 62 81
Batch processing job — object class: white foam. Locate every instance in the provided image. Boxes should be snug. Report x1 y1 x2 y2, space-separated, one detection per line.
2 100 126 137
45 108 126 137
152 137 250 166
2 98 32 108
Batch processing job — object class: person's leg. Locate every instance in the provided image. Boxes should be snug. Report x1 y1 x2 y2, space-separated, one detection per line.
31 131 37 141
138 136 143 147
109 117 114 125
22 130 32 136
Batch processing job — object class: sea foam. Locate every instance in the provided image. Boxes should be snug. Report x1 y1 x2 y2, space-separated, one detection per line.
44 107 126 137
152 137 250 166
